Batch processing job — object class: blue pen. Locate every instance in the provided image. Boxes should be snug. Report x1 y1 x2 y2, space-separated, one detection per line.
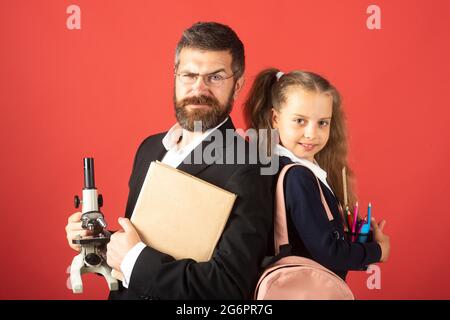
358 202 371 243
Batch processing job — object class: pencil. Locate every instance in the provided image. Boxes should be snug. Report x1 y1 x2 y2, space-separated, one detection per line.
342 167 348 207
346 206 352 232
344 206 352 232
352 201 359 242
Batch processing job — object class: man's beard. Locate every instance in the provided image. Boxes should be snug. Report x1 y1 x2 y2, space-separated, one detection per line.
174 90 234 132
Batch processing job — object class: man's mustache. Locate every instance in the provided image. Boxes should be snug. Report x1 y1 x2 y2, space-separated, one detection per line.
178 95 220 108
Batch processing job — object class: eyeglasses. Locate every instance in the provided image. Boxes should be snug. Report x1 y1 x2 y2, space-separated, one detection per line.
175 72 234 88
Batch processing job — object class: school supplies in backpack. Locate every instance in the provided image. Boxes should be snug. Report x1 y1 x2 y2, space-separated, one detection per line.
254 163 355 300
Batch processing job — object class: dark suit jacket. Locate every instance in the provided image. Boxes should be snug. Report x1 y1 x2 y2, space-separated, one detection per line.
109 118 274 300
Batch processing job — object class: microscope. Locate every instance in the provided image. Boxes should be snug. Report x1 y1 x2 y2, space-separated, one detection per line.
69 157 118 293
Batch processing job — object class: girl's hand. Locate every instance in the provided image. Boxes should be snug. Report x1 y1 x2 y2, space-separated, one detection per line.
371 217 390 262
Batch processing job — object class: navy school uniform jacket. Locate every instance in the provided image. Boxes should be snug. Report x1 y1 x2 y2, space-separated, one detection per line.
280 156 381 280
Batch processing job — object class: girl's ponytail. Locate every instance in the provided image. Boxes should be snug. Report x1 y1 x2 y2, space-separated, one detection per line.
243 68 279 131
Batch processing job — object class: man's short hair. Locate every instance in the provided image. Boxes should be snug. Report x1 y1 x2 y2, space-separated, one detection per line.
175 22 245 80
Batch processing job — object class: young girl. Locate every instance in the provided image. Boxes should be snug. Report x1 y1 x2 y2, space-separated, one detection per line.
244 69 390 280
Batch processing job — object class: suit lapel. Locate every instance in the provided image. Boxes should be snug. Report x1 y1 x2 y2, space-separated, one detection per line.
137 134 167 186
176 117 235 177
154 139 168 162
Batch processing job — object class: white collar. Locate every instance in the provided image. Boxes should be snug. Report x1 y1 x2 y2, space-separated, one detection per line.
274 144 334 194
162 117 229 151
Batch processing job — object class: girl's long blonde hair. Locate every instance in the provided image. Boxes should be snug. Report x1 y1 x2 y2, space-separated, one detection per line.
243 68 357 208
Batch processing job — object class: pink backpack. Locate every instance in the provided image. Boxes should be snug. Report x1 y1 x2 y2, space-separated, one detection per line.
254 164 355 300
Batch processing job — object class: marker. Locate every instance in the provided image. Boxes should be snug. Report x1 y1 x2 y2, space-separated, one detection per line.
356 219 364 235
358 202 372 243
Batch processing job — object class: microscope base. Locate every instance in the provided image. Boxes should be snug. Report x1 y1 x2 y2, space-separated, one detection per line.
70 246 118 294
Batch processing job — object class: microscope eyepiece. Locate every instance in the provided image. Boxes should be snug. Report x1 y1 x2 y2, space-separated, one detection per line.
83 158 95 189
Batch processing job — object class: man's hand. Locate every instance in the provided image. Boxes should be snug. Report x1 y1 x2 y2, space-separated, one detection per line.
65 211 93 251
106 217 141 271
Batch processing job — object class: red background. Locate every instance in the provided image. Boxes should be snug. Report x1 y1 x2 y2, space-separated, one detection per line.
1 0 449 299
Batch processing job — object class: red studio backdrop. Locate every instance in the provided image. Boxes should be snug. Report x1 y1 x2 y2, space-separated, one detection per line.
0 0 449 300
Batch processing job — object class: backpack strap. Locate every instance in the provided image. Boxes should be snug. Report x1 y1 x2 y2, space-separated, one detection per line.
274 163 334 255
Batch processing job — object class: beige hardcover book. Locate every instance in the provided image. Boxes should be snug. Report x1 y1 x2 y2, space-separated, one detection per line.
130 160 237 262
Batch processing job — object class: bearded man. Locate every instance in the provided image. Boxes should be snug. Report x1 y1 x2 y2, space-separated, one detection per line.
65 22 273 300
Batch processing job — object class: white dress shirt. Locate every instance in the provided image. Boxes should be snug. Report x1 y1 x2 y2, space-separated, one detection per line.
274 144 334 194
119 117 229 288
